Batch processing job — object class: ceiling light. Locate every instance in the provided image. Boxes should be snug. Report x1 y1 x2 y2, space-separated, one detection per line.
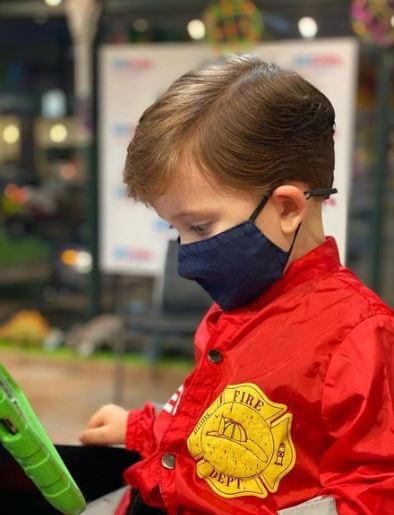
187 19 206 40
75 251 92 273
298 17 318 39
49 123 68 143
44 0 63 6
3 125 20 144
61 249 92 273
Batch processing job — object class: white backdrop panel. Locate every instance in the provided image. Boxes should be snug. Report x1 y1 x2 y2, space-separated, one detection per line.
99 39 358 275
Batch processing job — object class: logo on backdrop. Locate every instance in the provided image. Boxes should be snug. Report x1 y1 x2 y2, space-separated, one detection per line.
293 53 343 71
111 123 136 139
113 246 154 263
112 58 154 72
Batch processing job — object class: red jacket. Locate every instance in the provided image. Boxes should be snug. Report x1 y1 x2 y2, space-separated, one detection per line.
116 237 394 514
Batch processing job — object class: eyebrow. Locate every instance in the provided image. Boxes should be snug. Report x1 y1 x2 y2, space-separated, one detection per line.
171 209 214 222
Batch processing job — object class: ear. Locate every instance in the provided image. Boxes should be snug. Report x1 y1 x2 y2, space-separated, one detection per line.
270 185 308 235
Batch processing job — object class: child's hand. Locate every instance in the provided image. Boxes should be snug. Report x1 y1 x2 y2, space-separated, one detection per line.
79 404 128 446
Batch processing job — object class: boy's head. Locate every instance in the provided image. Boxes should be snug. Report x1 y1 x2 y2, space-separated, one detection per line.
124 55 335 205
123 55 335 255
123 55 337 309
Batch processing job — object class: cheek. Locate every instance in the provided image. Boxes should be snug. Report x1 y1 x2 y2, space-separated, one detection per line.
214 203 257 234
255 208 288 250
210 217 245 236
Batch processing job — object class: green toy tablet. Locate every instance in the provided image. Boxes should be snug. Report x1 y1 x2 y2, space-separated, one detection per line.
0 363 86 514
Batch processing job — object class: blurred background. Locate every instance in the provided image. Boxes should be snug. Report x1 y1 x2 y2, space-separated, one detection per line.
0 0 393 443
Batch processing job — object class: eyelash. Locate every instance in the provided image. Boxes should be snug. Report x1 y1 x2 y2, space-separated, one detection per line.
190 224 210 235
169 223 211 238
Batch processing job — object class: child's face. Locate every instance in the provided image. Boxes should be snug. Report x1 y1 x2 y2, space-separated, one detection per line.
152 161 304 250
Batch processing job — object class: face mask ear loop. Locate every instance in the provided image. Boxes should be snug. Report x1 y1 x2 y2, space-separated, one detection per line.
288 223 302 256
249 196 270 222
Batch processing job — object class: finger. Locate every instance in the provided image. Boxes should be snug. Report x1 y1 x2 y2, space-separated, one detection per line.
85 409 108 430
85 404 121 430
79 426 110 446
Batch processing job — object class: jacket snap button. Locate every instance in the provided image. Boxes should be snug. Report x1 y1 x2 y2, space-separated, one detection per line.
208 349 223 364
161 453 176 470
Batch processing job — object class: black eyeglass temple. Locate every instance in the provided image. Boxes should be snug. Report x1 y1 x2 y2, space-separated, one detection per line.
304 188 338 200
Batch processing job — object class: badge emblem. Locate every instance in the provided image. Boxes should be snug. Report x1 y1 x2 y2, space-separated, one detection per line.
187 383 295 499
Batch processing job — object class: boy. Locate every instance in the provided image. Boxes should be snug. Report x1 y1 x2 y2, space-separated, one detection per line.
80 56 394 514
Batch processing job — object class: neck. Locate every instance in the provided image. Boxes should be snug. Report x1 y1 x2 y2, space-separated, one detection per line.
286 211 325 269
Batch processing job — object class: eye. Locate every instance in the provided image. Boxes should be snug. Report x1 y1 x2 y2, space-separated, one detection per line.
190 223 210 236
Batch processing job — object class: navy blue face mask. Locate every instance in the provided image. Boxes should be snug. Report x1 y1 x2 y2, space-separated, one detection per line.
177 188 337 311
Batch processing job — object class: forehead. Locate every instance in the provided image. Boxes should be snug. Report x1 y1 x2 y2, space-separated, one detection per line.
152 160 259 222
152 161 225 219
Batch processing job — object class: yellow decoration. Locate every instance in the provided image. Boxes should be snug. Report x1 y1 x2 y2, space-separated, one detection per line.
188 383 296 499
0 310 51 345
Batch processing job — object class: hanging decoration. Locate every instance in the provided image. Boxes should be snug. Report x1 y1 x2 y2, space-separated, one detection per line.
351 0 394 46
204 0 263 52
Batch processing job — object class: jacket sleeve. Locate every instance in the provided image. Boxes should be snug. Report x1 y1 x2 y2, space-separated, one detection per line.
319 314 394 515
125 402 157 458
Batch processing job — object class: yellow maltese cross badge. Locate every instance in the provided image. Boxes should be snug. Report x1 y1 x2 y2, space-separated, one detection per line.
187 383 296 499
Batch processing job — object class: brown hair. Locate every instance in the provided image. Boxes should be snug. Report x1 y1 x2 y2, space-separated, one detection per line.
123 55 335 204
